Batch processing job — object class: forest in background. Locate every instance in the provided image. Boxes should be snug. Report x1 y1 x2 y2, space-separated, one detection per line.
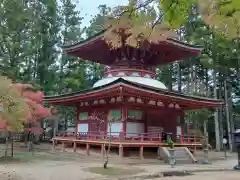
0 0 240 151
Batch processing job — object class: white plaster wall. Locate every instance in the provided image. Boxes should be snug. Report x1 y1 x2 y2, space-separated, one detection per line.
126 122 145 137
177 126 182 136
77 123 88 133
107 122 123 136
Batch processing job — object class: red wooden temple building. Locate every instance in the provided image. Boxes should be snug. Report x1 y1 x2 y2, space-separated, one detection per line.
45 30 223 159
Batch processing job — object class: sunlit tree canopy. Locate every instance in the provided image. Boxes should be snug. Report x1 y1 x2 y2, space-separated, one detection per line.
199 0 240 38
103 0 240 48
103 0 178 49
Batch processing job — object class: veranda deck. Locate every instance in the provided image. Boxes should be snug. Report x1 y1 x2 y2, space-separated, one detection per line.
52 136 202 148
52 136 202 160
52 131 202 148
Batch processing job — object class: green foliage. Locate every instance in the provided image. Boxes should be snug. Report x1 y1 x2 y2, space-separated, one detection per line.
0 0 34 79
86 5 111 37
160 0 197 28
104 0 240 44
186 109 211 121
185 109 212 136
198 0 240 38
167 138 174 149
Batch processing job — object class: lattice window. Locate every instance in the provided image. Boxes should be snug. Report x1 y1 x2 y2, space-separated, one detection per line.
127 109 143 120
110 109 122 119
79 112 88 120
132 72 140 76
144 74 151 78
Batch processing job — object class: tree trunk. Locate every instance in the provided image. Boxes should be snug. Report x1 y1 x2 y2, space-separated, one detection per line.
4 132 9 160
203 120 208 137
213 69 221 151
9 132 13 157
53 116 59 137
189 62 194 94
104 123 112 169
24 131 28 147
204 68 209 143
168 64 173 90
229 96 235 151
218 76 224 149
177 62 182 92
219 107 224 149
27 132 33 152
64 118 68 130
224 79 233 152
227 80 235 151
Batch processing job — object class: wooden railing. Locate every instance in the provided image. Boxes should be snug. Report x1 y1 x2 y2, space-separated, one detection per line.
178 135 202 144
58 131 162 141
0 132 52 142
79 131 163 142
57 131 203 144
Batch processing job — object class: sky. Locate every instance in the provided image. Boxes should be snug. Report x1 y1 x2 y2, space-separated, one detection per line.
77 0 128 27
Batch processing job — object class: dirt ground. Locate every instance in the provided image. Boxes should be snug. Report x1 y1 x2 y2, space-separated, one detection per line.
0 143 239 180
153 172 240 180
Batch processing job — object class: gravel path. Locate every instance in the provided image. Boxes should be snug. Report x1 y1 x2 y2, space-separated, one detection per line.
0 144 238 180
152 171 240 180
0 159 238 180
0 161 102 180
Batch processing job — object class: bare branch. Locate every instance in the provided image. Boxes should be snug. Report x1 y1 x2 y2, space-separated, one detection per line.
114 0 155 18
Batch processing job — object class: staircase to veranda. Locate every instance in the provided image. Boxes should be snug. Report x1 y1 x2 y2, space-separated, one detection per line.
160 147 197 164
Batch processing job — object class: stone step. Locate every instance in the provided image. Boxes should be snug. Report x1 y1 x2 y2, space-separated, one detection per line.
160 147 197 163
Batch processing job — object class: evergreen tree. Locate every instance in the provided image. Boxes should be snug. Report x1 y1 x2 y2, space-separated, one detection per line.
0 0 33 80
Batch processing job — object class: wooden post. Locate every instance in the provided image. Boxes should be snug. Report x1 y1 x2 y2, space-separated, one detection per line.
157 146 161 158
194 135 197 153
119 144 123 159
73 141 77 152
61 142 65 152
139 145 144 160
122 108 127 137
52 139 55 151
86 143 90 156
76 108 80 135
101 144 105 159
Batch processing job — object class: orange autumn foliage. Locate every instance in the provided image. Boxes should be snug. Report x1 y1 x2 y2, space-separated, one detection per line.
23 89 52 134
0 80 52 134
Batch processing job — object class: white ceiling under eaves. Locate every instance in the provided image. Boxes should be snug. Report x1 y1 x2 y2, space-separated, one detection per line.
93 76 167 89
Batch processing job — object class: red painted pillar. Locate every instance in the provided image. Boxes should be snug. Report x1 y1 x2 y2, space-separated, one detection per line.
61 142 65 152
73 141 76 152
139 145 144 160
162 112 177 142
104 110 108 137
180 112 185 143
52 139 56 151
75 107 80 136
101 144 105 159
119 144 123 159
122 108 127 135
86 143 90 156
144 111 148 133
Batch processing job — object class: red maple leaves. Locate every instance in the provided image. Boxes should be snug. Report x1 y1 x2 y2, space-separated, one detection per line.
0 83 53 134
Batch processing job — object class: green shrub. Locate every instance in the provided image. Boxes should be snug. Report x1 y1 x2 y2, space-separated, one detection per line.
167 139 174 149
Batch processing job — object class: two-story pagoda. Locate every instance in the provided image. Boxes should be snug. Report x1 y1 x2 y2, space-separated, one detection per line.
45 29 223 157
